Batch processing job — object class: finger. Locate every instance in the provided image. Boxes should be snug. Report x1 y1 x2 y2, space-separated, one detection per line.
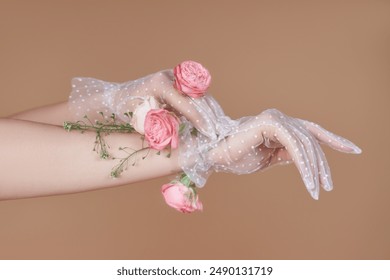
153 71 218 139
257 119 319 199
162 88 213 133
221 111 318 199
119 71 219 138
264 147 293 168
299 119 362 154
294 119 333 191
314 142 333 191
257 110 322 198
287 120 320 199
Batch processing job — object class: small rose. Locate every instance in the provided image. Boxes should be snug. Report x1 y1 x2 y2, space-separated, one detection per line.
161 182 203 213
144 108 179 150
173 60 211 98
130 96 160 135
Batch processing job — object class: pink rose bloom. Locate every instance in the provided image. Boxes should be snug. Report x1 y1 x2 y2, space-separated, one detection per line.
130 96 160 135
161 182 203 213
173 60 211 98
144 108 179 150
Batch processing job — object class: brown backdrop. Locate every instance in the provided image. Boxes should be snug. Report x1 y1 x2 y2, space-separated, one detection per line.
0 0 389 259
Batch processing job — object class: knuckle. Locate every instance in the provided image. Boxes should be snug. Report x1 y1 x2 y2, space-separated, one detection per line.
261 108 283 118
266 108 282 114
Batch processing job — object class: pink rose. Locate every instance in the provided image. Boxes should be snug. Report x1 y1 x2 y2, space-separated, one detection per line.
130 96 160 135
173 60 211 98
161 182 203 213
144 108 179 150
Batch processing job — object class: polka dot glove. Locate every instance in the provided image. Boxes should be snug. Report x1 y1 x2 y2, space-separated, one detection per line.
181 108 362 200
68 68 220 140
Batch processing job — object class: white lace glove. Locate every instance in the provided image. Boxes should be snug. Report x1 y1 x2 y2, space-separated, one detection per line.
69 67 220 140
179 108 362 200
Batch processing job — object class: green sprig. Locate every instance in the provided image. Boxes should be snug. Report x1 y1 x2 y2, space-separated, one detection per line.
63 112 151 177
110 147 150 178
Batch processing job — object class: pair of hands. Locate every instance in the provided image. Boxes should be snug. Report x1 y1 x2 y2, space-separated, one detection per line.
70 69 361 199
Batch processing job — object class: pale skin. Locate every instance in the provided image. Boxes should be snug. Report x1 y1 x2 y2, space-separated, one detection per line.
1 105 181 200
0 72 361 200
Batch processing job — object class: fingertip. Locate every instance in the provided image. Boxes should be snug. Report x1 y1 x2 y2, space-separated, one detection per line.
341 139 362 154
323 183 333 192
353 146 362 154
323 174 333 191
337 142 362 154
304 178 319 200
310 191 319 200
344 145 362 154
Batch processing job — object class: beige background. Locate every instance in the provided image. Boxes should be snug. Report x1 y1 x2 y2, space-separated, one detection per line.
0 0 389 259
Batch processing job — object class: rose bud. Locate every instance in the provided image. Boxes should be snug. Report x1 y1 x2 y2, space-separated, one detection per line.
161 182 203 213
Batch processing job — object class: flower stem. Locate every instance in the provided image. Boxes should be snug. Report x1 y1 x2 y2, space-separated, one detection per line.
111 147 151 178
64 115 135 160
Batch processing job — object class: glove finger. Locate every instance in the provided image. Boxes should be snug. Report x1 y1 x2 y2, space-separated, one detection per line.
298 119 361 154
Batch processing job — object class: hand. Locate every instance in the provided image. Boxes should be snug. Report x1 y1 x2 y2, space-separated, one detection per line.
206 109 362 199
69 69 220 139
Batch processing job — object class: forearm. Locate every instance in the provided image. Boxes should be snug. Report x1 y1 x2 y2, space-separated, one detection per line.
0 118 181 200
8 101 71 126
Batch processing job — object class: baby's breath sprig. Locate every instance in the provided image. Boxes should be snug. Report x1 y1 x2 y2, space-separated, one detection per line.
63 111 151 177
110 146 150 178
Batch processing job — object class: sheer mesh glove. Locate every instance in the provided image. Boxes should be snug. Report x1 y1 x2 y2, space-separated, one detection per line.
179 107 362 200
69 68 220 140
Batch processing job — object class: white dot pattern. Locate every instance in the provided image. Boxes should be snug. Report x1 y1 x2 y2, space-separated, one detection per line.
68 70 362 200
69 69 219 138
179 107 361 200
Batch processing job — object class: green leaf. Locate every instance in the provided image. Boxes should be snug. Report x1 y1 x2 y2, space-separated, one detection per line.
180 173 193 187
63 122 72 131
178 123 186 135
191 128 198 137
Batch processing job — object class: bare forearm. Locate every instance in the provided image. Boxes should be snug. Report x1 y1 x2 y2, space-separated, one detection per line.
0 118 181 200
8 101 71 126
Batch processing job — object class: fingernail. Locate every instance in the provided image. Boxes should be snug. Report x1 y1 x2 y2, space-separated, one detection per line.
310 190 319 200
304 177 319 200
324 178 333 191
352 146 362 154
